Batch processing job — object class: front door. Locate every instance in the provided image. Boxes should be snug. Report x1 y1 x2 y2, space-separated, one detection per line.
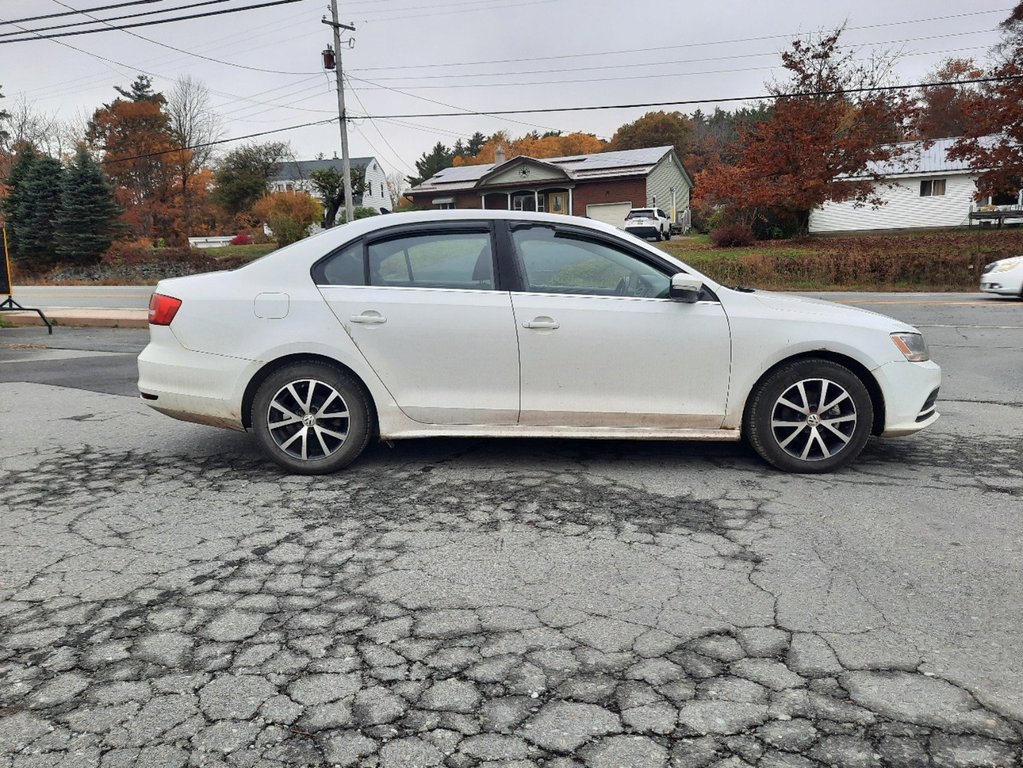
548 192 568 215
317 226 520 426
508 223 731 428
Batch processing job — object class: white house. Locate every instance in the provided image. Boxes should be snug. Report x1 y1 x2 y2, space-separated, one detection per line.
270 157 391 220
809 136 1022 233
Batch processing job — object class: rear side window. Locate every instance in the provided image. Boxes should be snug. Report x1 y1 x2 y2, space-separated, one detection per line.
316 242 364 285
368 231 494 290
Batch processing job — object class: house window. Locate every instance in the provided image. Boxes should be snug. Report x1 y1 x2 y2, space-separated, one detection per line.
920 179 946 197
367 181 373 196
436 202 454 210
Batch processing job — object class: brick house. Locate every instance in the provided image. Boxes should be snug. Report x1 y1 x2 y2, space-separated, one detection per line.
406 146 693 230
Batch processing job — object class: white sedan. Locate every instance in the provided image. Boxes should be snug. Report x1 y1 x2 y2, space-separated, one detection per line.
138 210 940 474
980 256 1023 298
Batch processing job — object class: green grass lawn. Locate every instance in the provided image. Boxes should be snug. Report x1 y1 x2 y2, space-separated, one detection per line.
656 227 1023 291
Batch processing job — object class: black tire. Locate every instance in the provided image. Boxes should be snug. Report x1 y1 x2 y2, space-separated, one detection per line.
251 362 372 474
744 359 873 473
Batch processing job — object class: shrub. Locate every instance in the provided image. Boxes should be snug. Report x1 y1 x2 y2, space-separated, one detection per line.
231 232 253 245
709 224 755 248
251 192 322 247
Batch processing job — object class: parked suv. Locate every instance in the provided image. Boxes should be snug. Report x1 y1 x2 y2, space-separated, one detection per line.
624 208 671 241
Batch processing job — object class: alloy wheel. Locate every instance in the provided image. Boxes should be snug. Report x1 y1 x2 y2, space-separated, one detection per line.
266 378 351 461
769 377 857 462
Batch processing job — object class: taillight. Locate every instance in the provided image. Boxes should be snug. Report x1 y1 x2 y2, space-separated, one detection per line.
149 293 182 325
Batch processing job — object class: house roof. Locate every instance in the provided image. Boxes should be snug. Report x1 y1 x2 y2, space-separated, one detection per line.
859 136 988 179
411 146 686 194
273 157 376 181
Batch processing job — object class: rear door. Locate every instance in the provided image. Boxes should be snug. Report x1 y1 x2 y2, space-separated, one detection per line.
315 224 520 426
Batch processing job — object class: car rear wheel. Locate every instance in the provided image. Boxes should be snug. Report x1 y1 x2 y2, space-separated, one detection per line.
744 359 873 473
251 362 371 474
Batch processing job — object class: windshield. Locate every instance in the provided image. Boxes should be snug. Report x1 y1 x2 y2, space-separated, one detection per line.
626 209 655 220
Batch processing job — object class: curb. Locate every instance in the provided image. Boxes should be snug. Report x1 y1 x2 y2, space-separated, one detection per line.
2 309 149 329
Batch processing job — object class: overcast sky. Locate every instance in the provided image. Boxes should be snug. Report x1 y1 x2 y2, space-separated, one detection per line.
0 0 1013 182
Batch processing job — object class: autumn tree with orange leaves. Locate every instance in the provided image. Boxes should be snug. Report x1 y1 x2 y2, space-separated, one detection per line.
948 2 1023 201
452 131 606 167
87 77 188 244
697 29 910 236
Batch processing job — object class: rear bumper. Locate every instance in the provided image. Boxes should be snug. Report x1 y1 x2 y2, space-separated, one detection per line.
137 326 252 431
875 359 941 437
624 225 660 239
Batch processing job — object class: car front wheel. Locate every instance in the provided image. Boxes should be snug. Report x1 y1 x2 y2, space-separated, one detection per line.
251 362 372 474
744 359 873 473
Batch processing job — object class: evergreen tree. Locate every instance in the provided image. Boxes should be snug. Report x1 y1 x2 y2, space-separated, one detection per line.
466 132 486 156
114 74 165 104
213 141 291 216
14 155 64 269
54 148 122 266
406 142 454 186
1 145 38 258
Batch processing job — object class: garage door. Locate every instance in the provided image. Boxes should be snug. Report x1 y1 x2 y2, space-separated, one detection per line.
585 202 632 229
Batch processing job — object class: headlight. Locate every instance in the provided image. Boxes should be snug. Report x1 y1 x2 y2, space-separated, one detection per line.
891 332 929 362
989 256 1023 273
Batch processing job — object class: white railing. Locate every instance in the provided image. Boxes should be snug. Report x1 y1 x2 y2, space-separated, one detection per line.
188 236 235 249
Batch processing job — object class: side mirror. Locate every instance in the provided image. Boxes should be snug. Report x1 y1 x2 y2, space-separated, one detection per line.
669 273 703 303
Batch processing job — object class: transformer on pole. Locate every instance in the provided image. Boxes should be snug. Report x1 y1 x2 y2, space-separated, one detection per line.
322 3 355 224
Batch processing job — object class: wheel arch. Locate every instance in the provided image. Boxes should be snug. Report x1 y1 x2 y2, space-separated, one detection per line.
241 353 378 432
741 351 886 435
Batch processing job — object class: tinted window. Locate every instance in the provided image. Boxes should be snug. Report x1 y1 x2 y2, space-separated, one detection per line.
626 209 655 220
317 242 364 285
511 226 670 298
368 231 494 290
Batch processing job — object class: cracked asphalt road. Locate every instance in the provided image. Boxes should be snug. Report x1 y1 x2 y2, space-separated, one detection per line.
1 296 1021 767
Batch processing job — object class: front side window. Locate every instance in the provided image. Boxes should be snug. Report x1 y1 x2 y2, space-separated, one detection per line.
920 179 947 197
368 231 494 290
511 225 670 298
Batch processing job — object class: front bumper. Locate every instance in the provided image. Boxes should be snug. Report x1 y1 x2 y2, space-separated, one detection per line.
874 359 942 436
980 277 1023 296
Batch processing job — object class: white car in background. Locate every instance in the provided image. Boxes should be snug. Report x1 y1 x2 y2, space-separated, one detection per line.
623 207 671 241
138 210 940 475
980 256 1023 298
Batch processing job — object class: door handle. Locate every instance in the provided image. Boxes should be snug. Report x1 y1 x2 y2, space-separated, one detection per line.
522 316 559 330
350 311 386 325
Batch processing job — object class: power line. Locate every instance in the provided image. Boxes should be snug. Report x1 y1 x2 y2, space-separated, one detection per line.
0 0 163 25
355 74 1023 120
350 8 1010 73
0 0 304 44
343 73 416 175
53 0 321 75
104 117 336 164
99 73 1022 166
0 0 238 40
351 38 992 84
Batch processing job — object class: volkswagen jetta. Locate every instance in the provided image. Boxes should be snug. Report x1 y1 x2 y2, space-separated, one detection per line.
138 210 940 474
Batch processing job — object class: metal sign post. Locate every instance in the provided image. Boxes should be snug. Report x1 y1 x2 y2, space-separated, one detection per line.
0 227 52 334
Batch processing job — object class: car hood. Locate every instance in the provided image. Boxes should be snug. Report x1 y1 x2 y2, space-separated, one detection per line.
739 290 918 333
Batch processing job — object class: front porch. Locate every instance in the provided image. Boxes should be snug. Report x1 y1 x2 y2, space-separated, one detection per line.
480 187 574 215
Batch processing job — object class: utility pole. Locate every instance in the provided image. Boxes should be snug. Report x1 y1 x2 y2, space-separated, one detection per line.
322 2 355 224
